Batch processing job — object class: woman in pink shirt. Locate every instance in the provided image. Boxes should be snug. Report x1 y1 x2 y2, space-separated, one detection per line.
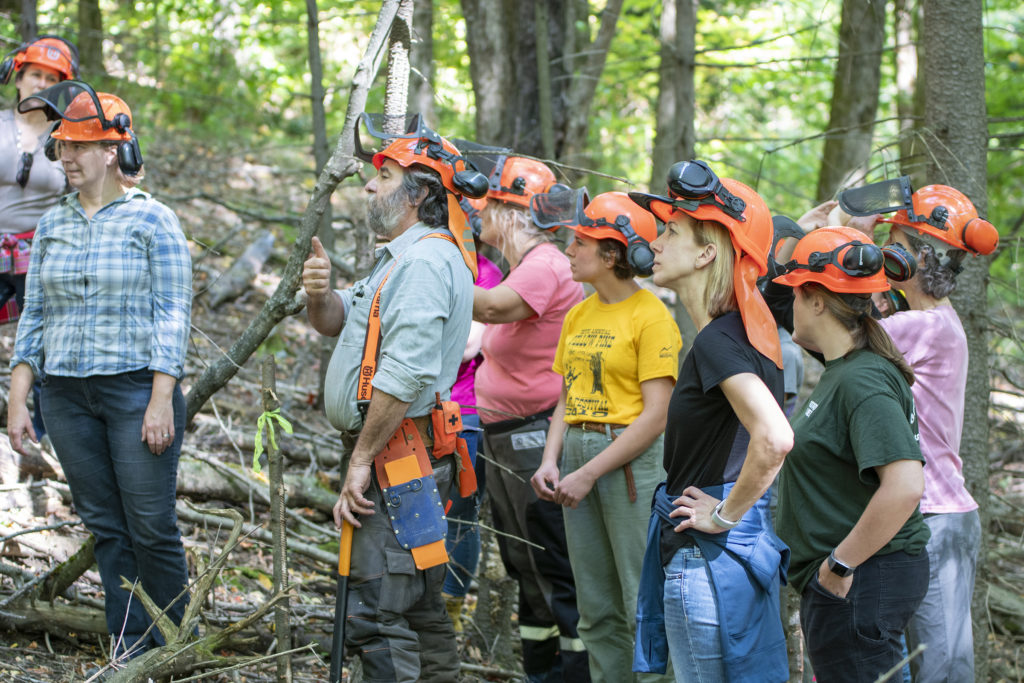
470 153 588 682
835 180 999 683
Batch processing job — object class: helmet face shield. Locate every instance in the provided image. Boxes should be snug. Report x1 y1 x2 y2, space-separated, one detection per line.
17 80 98 122
354 112 432 163
530 187 590 230
838 176 915 217
451 139 512 187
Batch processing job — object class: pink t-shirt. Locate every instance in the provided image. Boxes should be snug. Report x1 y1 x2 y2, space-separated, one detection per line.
879 304 976 514
476 242 584 423
451 255 503 414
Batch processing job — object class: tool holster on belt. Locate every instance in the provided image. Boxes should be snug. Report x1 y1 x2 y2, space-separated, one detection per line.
432 391 477 498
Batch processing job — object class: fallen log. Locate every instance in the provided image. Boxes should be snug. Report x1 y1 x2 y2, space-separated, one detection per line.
204 230 275 309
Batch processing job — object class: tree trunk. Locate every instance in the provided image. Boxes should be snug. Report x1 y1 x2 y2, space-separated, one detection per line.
920 0 990 677
185 0 402 422
649 0 696 192
893 0 925 187
305 0 337 407
76 0 105 76
461 0 514 145
383 0 414 136
815 0 887 201
559 0 624 172
408 0 436 125
18 0 37 42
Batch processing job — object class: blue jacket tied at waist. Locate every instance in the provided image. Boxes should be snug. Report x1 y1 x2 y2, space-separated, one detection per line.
634 481 790 682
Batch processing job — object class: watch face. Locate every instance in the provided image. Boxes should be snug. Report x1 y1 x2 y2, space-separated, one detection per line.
828 555 853 577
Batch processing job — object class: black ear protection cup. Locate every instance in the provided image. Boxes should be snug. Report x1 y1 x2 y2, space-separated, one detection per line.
0 54 16 85
614 216 655 277
453 169 489 199
44 121 59 161
881 242 917 282
108 112 143 176
116 131 144 176
838 241 883 276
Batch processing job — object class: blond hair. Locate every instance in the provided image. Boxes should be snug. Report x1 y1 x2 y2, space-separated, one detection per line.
693 219 737 319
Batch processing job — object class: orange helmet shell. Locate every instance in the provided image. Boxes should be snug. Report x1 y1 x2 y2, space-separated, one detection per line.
373 135 468 196
487 156 558 208
50 91 133 143
773 226 890 294
14 38 76 81
572 191 658 247
880 184 998 255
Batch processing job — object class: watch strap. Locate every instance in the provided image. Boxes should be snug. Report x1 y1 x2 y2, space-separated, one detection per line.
827 549 854 577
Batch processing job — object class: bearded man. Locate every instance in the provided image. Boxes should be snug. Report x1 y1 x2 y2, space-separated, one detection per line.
302 129 475 682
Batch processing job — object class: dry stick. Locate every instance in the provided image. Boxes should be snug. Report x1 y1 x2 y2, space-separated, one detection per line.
261 355 293 682
169 643 318 682
0 519 82 543
874 643 926 683
183 0 402 424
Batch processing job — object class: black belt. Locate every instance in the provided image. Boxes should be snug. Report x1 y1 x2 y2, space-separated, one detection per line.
482 407 555 434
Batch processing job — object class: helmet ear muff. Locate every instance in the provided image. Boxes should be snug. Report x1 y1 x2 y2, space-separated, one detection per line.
452 169 489 199
615 218 654 276
0 55 16 85
961 217 998 256
117 130 144 176
881 242 917 282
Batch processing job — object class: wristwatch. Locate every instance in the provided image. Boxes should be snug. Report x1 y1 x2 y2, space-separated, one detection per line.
827 549 855 577
711 499 740 530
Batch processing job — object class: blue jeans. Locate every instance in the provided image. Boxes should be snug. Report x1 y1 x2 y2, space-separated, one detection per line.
42 371 190 653
663 545 727 683
443 413 484 597
801 550 928 683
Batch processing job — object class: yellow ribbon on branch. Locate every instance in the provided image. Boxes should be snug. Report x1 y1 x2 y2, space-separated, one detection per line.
253 408 293 473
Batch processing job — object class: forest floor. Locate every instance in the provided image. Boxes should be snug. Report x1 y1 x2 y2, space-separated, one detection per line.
1 138 1024 681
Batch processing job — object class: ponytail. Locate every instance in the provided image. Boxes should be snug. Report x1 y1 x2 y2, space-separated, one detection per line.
805 284 915 386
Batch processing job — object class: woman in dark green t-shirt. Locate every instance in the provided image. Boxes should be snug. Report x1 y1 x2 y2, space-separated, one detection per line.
773 226 930 683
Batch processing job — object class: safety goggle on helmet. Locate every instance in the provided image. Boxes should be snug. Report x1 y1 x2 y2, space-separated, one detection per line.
629 160 748 224
354 113 488 199
454 139 566 210
773 226 891 294
838 176 998 256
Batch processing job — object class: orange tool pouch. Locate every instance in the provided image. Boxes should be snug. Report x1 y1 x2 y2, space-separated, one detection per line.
430 393 477 499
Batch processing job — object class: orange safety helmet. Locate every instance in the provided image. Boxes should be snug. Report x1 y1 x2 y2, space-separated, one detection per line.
50 90 134 143
532 188 658 275
2 36 78 84
356 113 487 278
773 226 890 294
879 184 999 256
483 156 560 209
630 161 781 368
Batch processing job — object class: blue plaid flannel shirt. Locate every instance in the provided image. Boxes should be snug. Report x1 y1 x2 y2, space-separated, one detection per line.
11 188 192 379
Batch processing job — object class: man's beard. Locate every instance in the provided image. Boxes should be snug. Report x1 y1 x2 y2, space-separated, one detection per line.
367 184 409 237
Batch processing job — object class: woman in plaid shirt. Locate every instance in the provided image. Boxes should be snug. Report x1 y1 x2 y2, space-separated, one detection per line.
7 85 192 662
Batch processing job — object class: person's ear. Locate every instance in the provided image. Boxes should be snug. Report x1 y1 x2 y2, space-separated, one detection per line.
695 242 717 269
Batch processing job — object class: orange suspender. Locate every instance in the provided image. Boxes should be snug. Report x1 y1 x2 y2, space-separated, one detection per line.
356 232 461 407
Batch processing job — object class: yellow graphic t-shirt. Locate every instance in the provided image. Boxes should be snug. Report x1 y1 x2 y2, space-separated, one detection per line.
553 288 682 424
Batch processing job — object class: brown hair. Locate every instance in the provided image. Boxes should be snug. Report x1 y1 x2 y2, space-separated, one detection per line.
597 238 633 280
804 283 915 386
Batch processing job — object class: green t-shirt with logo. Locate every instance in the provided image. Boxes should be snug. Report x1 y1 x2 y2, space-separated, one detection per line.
776 349 930 594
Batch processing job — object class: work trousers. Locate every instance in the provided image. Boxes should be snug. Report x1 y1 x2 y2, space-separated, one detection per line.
484 412 590 682
42 371 190 655
345 453 460 683
561 426 670 683
905 510 980 683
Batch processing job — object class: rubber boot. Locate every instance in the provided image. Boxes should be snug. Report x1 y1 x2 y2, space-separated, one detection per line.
442 592 464 633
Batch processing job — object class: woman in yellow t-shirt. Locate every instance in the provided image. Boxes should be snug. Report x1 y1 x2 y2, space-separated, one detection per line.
530 190 681 682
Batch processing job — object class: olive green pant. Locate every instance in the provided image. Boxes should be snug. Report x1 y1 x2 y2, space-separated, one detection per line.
561 426 673 683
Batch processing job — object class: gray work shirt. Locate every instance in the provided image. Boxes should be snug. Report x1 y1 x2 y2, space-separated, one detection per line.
323 222 474 433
